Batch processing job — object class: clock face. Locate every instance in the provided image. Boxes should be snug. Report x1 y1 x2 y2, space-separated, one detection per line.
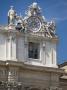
27 16 41 32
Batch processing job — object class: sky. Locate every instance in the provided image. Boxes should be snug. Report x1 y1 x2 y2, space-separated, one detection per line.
0 0 67 64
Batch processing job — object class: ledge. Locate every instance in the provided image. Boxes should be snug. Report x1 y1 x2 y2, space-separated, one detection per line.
0 60 65 74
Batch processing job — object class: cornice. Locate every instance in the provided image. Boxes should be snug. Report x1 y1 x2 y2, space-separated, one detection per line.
0 60 65 74
0 25 58 42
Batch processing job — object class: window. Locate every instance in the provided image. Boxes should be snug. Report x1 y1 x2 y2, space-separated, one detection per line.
28 42 39 59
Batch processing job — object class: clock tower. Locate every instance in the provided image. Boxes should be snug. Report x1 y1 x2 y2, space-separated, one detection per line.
15 2 57 67
0 2 63 90
3 2 58 68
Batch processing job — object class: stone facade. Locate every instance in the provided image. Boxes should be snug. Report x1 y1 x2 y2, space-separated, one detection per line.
59 62 67 90
0 61 64 90
0 2 65 90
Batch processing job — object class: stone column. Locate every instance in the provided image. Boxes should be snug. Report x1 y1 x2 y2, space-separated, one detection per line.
24 33 28 61
42 41 46 65
40 42 43 62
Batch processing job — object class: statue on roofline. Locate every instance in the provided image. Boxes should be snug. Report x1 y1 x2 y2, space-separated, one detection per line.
42 20 56 38
8 6 17 25
48 20 56 37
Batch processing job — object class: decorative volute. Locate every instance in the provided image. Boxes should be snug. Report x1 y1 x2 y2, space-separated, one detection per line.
16 14 23 24
15 15 24 31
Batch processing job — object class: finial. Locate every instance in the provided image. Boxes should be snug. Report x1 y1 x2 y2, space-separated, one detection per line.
25 2 41 16
42 16 45 21
10 6 14 9
20 13 22 18
32 2 38 8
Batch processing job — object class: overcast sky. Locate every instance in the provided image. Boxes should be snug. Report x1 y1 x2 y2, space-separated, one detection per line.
0 0 67 64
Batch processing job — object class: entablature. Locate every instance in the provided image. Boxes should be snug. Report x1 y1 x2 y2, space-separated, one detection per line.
0 60 65 74
0 25 58 42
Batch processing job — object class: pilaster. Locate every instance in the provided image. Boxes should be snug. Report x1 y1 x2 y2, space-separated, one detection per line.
6 33 17 61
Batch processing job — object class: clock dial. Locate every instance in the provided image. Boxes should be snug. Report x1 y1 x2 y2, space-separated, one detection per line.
27 16 41 32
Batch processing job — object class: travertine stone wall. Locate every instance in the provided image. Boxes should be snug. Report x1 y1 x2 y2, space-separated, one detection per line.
0 32 57 68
